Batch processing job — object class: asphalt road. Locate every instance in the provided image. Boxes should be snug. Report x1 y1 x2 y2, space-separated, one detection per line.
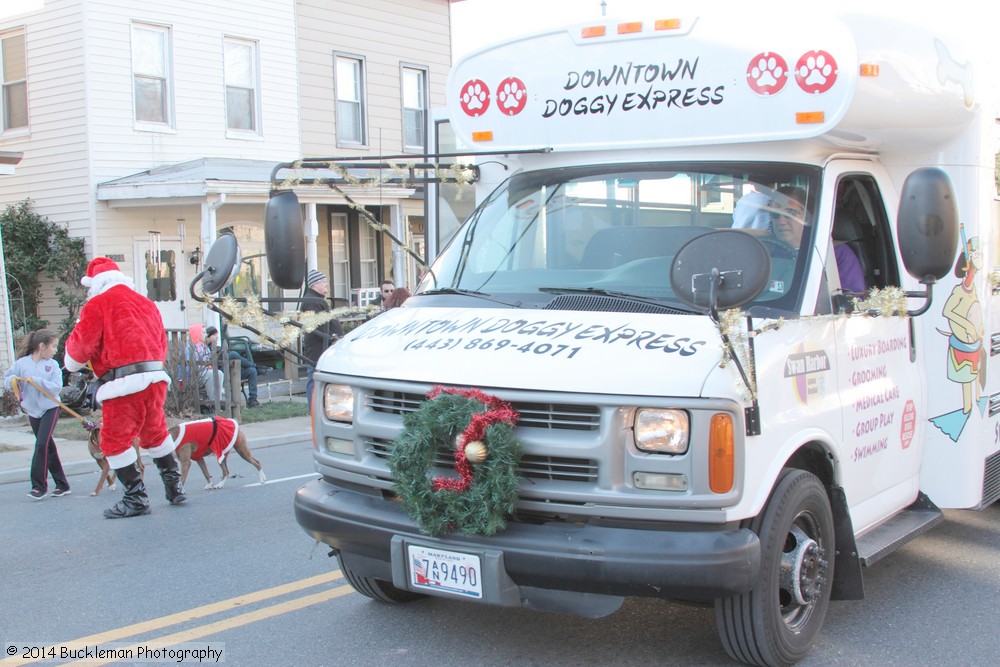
1 440 998 666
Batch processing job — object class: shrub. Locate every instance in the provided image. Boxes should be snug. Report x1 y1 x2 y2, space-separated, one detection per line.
1 200 87 354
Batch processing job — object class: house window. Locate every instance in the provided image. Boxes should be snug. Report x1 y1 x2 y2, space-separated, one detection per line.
145 250 177 302
1 30 27 131
330 213 349 302
335 54 366 146
358 218 377 287
401 65 427 152
131 23 172 126
218 225 265 298
224 37 259 133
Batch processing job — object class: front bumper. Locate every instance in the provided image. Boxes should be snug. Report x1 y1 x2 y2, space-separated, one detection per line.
294 477 761 610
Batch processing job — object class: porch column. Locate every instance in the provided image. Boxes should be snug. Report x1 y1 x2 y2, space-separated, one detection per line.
201 195 225 331
306 202 319 271
390 203 405 287
0 226 15 366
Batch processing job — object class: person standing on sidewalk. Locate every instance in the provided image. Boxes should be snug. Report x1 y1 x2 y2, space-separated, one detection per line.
3 328 71 500
64 257 185 519
301 270 344 409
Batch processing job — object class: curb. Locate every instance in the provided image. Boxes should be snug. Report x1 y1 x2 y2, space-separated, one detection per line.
0 430 311 487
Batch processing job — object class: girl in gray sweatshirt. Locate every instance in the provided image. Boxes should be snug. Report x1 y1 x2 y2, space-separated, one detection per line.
3 329 70 500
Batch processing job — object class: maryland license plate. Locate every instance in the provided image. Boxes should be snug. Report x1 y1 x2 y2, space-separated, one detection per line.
407 545 483 598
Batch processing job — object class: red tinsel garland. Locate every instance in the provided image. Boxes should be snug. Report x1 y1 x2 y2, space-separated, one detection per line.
427 386 519 493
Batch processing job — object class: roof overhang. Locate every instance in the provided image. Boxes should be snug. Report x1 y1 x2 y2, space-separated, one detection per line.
96 158 417 208
0 150 24 176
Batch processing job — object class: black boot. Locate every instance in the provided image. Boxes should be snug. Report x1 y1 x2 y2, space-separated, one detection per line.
103 463 150 519
154 454 187 505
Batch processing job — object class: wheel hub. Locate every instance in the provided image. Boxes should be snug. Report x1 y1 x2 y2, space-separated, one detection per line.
779 523 829 607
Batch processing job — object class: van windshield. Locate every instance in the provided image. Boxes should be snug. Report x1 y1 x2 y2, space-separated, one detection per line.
421 163 820 313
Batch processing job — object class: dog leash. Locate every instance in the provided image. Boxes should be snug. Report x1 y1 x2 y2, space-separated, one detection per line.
11 376 101 430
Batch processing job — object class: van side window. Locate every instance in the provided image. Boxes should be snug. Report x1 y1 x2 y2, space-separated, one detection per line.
831 176 900 295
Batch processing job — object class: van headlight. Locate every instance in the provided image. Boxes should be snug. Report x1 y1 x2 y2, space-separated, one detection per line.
634 409 689 454
324 384 354 422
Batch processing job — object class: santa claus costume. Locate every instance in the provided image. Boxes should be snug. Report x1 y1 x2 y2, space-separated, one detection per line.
64 257 186 518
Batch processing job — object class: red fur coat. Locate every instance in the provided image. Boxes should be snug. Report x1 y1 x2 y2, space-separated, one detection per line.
64 269 171 403
175 417 239 462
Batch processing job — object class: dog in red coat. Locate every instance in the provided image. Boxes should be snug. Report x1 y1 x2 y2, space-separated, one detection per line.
171 417 266 490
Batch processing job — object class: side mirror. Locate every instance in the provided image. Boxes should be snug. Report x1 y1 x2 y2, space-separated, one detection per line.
264 190 306 290
897 167 959 283
199 233 242 294
670 231 771 315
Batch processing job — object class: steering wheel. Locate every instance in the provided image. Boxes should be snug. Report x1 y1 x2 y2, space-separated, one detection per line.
755 235 798 260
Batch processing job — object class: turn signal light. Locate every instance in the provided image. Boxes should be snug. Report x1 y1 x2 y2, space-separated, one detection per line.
709 413 734 493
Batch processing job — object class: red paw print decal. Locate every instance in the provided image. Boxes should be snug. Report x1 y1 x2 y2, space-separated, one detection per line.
795 50 837 94
746 52 788 96
459 79 491 117
496 77 527 116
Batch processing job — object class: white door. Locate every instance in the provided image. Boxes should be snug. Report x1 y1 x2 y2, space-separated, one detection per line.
825 166 924 528
133 237 188 331
834 316 923 522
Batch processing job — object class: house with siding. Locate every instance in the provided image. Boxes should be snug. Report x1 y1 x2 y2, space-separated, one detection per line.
0 150 24 369
0 0 453 370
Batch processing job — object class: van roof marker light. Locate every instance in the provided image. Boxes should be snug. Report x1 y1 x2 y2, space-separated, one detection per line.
654 19 682 31
796 111 825 124
581 25 606 38
860 63 880 77
618 22 642 35
471 131 494 142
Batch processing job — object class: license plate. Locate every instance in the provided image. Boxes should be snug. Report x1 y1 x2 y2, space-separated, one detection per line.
407 545 483 598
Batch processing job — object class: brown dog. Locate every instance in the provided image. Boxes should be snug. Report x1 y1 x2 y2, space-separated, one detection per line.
87 430 144 497
171 417 266 490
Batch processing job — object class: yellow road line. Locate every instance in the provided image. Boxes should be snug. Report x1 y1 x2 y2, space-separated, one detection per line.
66 585 356 667
5 571 343 666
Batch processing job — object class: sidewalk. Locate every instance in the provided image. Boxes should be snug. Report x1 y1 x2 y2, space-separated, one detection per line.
0 413 313 486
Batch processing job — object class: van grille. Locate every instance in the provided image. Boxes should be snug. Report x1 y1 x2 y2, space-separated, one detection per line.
368 390 601 431
365 437 599 483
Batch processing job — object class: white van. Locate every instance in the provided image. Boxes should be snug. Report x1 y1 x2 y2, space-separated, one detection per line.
270 10 998 666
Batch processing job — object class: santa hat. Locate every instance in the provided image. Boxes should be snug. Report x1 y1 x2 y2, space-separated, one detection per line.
81 257 121 287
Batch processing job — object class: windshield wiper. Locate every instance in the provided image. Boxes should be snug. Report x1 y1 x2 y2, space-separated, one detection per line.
416 288 522 307
538 287 696 313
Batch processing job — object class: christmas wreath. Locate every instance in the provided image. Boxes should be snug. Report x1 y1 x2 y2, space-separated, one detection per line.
389 386 523 536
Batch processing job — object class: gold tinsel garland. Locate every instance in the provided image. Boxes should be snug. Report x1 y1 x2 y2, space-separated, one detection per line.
717 287 910 399
214 296 380 350
989 270 1000 293
276 160 476 235
277 160 476 196
851 286 909 316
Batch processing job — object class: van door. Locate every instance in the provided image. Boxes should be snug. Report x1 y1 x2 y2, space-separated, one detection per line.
825 167 924 531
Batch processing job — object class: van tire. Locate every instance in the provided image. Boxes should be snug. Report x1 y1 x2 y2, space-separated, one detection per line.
715 468 835 666
338 557 425 604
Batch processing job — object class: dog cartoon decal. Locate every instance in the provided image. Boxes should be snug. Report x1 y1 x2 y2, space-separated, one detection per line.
929 232 986 442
